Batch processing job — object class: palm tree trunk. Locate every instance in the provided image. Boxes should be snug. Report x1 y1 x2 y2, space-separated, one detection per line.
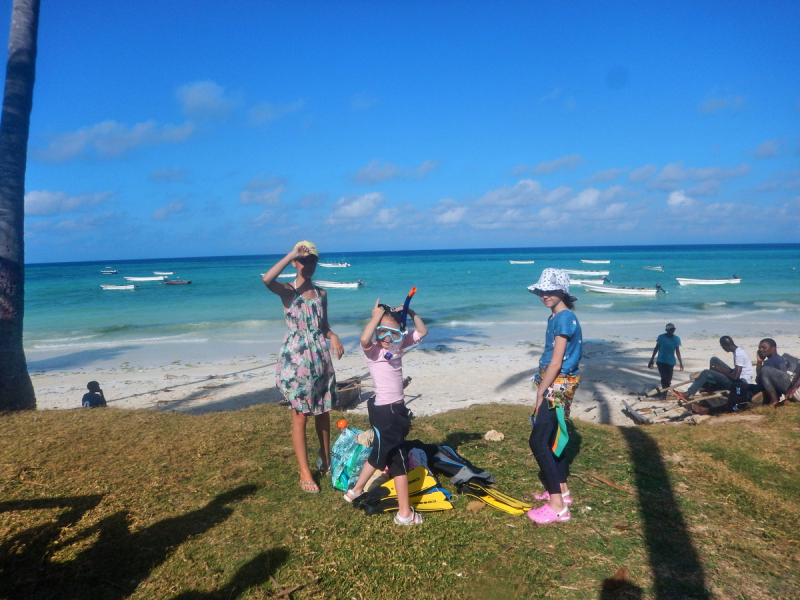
0 0 40 410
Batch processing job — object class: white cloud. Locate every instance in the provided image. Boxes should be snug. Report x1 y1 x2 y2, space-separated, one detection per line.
152 199 189 221
585 168 625 183
239 176 286 205
326 192 384 224
24 190 114 216
698 95 746 114
566 188 601 209
177 81 239 118
51 212 116 232
433 200 468 226
533 154 583 175
753 139 781 159
352 159 438 184
475 179 544 207
149 167 191 183
648 162 750 191
629 164 657 182
247 99 305 126
373 207 402 228
35 120 195 162
667 190 694 208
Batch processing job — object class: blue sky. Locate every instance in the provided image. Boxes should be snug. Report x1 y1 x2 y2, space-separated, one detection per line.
4 0 799 263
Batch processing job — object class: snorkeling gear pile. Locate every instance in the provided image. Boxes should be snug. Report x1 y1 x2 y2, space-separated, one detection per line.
334 436 533 517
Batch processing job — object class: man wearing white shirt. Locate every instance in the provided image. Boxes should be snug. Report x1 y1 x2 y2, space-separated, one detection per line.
683 336 753 399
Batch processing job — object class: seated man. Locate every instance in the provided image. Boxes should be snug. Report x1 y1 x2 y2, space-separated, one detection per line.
82 381 107 408
755 338 790 406
682 336 753 400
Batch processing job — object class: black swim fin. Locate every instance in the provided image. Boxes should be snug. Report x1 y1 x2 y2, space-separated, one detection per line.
353 466 439 508
360 489 454 515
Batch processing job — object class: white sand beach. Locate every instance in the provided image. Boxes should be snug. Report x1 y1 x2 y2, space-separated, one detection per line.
28 327 798 426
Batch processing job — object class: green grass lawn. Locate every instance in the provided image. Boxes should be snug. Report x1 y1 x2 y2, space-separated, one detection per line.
2 403 799 599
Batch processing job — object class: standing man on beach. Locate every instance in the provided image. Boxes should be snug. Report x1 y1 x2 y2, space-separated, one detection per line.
680 336 752 400
648 323 683 389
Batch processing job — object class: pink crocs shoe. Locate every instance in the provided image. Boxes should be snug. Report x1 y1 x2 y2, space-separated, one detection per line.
526 503 571 524
533 490 573 505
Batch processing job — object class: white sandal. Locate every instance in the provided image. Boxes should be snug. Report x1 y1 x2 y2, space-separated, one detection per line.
393 508 423 526
343 489 358 503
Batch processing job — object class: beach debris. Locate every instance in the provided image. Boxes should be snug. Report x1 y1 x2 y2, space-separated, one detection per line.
586 471 633 496
484 430 505 442
645 378 692 398
466 501 485 511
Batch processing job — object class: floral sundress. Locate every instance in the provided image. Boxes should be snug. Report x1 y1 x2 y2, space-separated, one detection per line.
275 285 337 414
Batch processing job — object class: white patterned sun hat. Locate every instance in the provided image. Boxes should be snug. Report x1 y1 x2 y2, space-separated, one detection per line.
528 268 578 302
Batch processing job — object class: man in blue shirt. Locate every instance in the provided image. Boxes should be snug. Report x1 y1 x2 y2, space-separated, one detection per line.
648 323 684 389
755 338 791 406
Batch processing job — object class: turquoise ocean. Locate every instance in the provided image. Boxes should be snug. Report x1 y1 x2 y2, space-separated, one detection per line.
24 244 800 368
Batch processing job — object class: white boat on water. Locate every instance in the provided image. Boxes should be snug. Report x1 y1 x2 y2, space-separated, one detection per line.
563 269 610 276
315 279 365 289
675 278 741 285
570 278 607 286
124 276 166 282
153 271 173 275
582 282 665 296
580 259 610 264
510 260 535 264
101 284 137 290
318 262 350 268
260 273 296 278
643 266 664 271
100 270 118 274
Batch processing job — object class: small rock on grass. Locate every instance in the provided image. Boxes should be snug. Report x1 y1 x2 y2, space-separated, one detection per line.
466 501 485 511
485 430 504 441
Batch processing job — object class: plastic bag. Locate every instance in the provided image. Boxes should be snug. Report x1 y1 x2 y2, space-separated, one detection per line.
330 427 372 491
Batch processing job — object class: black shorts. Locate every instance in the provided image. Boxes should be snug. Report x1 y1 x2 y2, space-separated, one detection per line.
367 397 411 476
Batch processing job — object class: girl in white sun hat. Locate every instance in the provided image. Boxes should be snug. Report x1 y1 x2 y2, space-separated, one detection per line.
525 268 582 525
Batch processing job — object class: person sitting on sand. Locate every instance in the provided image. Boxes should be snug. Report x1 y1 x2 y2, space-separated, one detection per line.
647 323 684 389
680 336 752 400
754 338 792 406
82 381 107 408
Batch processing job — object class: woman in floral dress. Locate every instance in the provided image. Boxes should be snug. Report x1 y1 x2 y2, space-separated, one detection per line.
263 241 344 493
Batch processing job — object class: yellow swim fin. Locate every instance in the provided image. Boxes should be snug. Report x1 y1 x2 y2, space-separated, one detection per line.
374 466 439 500
457 481 531 514
361 489 454 515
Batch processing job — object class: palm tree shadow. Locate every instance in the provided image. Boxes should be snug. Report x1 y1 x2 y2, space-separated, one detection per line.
0 485 258 600
619 428 710 599
170 547 290 599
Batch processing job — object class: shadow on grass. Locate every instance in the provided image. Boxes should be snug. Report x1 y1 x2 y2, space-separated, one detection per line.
0 485 258 600
621 427 710 599
171 547 290 599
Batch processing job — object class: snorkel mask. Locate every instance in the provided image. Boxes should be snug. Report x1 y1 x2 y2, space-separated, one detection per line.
376 325 404 343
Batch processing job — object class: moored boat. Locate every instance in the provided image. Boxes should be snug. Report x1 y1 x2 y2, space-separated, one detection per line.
570 278 607 286
124 276 166 282
563 269 610 276
643 266 664 271
509 260 536 264
318 262 350 267
582 282 665 296
580 259 610 264
675 278 741 285
101 284 137 290
165 280 191 285
153 271 174 275
315 279 365 289
100 269 118 274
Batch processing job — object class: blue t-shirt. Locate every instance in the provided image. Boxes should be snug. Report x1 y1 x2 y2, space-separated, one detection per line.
538 310 582 375
656 333 681 366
